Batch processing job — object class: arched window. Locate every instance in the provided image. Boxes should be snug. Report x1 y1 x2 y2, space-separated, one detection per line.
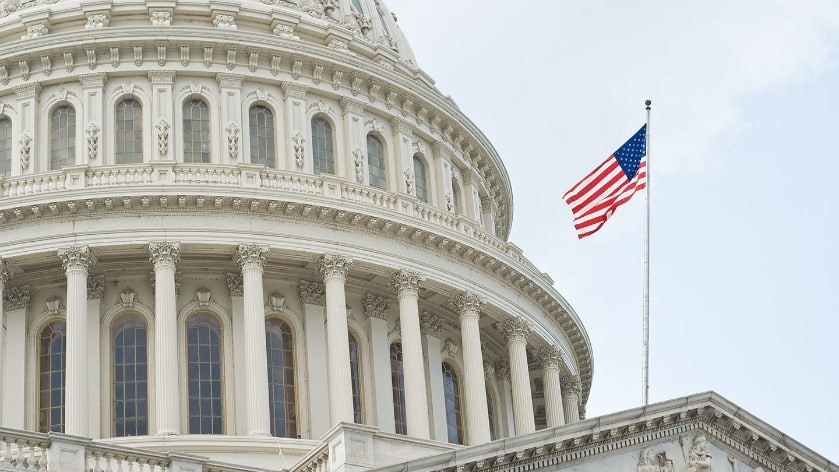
390 342 407 434
413 156 428 203
38 320 66 433
451 180 461 215
266 318 296 438
350 0 365 15
311 117 334 175
442 362 464 444
115 99 143 164
186 313 224 434
50 105 76 169
349 332 363 423
112 315 149 437
367 134 386 189
375 2 391 36
0 118 11 177
249 105 276 168
183 99 211 163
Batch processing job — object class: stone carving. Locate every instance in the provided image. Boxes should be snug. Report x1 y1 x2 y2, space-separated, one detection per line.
0 64 7 84
203 47 213 68
226 273 243 297
420 312 442 337
445 193 454 212
441 339 460 359
391 270 424 296
685 436 712 472
362 293 389 320
45 296 64 315
58 246 96 272
299 280 326 306
148 241 181 267
213 14 237 30
267 293 285 311
537 345 562 369
18 60 28 80
318 254 351 280
271 55 282 75
332 70 343 90
226 122 240 161
19 132 31 170
483 360 495 379
87 275 104 300
273 24 299 40
494 359 511 382
0 260 9 285
560 375 582 396
85 14 108 29
328 39 351 54
404 171 415 195
21 23 48 40
637 448 674 472
133 47 143 66
86 122 100 161
195 287 212 307
4 285 31 311
119 288 136 308
352 148 364 183
155 118 170 155
496 317 532 342
150 11 171 26
292 132 305 167
342 13 371 36
452 291 483 315
236 244 268 270
300 0 325 18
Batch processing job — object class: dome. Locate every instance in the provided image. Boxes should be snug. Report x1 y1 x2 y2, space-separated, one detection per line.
0 1 591 470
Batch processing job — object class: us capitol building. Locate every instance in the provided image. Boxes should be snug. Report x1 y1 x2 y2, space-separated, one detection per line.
0 1 834 471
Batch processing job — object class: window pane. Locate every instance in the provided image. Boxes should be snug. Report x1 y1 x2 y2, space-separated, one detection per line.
442 363 464 444
39 321 66 433
0 118 11 177
115 99 143 164
266 318 297 438
186 313 224 434
390 343 407 435
183 99 211 163
50 106 76 170
349 333 363 423
311 117 334 175
113 315 149 436
367 135 386 190
414 156 428 202
249 106 276 168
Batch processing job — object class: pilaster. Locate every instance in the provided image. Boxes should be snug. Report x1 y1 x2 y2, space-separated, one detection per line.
420 312 447 442
0 260 8 425
217 73 243 165
299 280 330 437
14 83 41 174
362 293 394 433
148 71 175 160
1 285 28 428
79 73 107 165
391 117 414 195
282 82 308 171
340 97 366 184
86 275 104 439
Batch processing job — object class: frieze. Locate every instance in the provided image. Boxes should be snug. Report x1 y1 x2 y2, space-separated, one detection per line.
4 285 31 311
87 275 104 300
86 122 100 161
362 293 389 320
155 118 170 155
299 280 325 306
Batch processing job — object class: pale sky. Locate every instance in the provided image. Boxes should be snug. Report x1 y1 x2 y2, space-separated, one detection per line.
388 0 839 462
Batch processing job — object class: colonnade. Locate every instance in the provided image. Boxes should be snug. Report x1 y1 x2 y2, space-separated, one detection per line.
0 247 583 443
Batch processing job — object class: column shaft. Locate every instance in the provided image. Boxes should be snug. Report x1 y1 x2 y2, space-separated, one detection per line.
561 375 582 424
453 292 490 445
498 317 535 435
392 270 430 439
150 242 180 435
539 346 565 428
239 245 270 435
320 255 354 425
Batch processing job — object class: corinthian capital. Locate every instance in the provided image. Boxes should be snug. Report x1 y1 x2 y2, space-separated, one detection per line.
58 246 96 272
236 244 268 270
560 375 582 397
362 293 389 320
4 285 31 311
451 290 484 317
299 280 326 306
420 311 443 337
538 345 562 370
318 254 352 281
496 317 532 343
391 270 425 297
0 259 10 285
149 242 181 267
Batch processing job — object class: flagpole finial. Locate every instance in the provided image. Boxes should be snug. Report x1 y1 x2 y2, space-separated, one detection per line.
645 99 652 110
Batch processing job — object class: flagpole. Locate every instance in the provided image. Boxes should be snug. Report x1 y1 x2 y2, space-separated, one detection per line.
642 99 651 407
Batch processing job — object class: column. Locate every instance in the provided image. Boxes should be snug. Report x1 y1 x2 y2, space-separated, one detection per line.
0 259 8 421
216 73 243 165
420 312 446 441
236 245 271 436
497 317 535 435
149 242 181 435
1 285 29 428
538 346 565 428
300 280 330 436
452 291 491 445
281 83 308 171
391 270 430 439
319 254 354 425
79 73 106 164
560 375 582 424
362 293 394 433
148 71 175 161
58 246 96 436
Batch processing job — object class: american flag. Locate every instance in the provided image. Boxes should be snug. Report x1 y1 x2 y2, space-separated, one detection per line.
563 125 647 239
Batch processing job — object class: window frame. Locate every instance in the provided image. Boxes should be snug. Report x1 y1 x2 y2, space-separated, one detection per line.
248 104 277 169
37 319 67 433
114 98 144 165
184 311 226 435
265 316 298 438
111 313 150 437
311 115 335 175
366 133 387 190
182 97 212 164
442 361 465 445
390 341 407 435
413 155 429 203
49 104 77 170
0 116 12 177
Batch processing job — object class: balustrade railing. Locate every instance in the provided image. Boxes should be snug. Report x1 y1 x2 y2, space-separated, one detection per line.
0 430 49 471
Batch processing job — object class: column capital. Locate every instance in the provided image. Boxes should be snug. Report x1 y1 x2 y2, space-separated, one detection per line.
0 258 10 285
216 72 243 88
391 269 425 297
299 280 326 306
87 275 104 300
483 360 495 380
451 290 484 317
226 272 244 298
560 375 582 397
236 244 268 271
4 284 31 311
148 70 175 84
318 254 352 281
496 317 532 343
538 345 562 370
79 72 107 88
420 311 443 338
282 82 308 100
362 293 389 320
494 359 511 382
339 96 365 115
14 82 41 100
58 246 96 273
149 241 181 267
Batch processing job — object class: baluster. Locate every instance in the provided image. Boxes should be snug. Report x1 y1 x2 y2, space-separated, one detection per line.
37 443 48 471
